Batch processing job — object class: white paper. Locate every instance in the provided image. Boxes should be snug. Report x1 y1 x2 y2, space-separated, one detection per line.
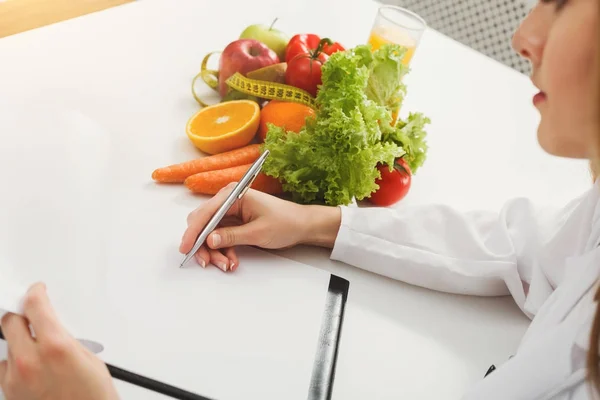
0 97 332 399
0 262 26 394
0 256 27 365
0 271 26 317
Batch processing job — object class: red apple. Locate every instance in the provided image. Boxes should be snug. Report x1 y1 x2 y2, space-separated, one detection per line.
218 39 280 98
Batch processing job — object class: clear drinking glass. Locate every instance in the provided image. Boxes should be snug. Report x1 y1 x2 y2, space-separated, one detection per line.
368 6 426 65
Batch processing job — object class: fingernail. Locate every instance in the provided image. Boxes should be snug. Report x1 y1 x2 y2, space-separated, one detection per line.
211 233 222 248
195 254 206 268
218 262 228 272
230 262 236 272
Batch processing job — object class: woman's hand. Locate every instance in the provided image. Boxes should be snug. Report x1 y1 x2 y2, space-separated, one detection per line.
0 283 119 400
180 184 341 271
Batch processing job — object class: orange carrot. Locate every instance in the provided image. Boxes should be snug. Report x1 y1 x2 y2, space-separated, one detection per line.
184 164 283 195
151 144 261 183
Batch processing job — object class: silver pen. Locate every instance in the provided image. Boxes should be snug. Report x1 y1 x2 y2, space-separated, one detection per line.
180 149 271 268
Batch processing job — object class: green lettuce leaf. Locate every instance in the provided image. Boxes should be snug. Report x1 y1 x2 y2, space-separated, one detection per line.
262 45 404 206
364 43 408 117
383 112 431 174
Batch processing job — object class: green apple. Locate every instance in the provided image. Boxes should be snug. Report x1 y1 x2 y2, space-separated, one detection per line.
240 19 290 61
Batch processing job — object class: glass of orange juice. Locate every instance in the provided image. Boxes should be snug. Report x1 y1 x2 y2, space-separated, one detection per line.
368 6 426 65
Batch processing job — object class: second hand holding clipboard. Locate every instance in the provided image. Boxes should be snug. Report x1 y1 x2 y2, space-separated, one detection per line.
180 149 270 268
0 328 213 400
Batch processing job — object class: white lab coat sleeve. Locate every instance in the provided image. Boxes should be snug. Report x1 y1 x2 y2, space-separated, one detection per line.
330 198 575 314
565 379 598 400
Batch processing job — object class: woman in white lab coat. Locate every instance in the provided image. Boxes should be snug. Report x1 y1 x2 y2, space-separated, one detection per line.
178 0 600 398
0 0 597 399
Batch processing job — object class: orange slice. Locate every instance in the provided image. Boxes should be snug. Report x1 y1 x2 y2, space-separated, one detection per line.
186 100 260 154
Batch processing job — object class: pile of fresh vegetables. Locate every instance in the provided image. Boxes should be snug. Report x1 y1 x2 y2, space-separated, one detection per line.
153 21 430 208
262 43 429 206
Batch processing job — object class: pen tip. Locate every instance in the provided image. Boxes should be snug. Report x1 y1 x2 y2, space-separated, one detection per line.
179 257 188 268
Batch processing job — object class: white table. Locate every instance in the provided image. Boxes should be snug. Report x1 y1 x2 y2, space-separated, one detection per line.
0 0 592 399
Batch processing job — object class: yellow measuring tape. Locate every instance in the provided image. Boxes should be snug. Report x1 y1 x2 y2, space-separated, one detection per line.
191 53 317 109
224 73 316 109
191 52 220 107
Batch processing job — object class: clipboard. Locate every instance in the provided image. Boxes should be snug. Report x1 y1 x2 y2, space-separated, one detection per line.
0 98 351 400
308 275 350 400
0 275 349 400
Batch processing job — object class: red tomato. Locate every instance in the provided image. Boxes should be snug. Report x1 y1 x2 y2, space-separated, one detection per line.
285 34 322 63
286 52 328 97
368 158 412 206
284 35 345 97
